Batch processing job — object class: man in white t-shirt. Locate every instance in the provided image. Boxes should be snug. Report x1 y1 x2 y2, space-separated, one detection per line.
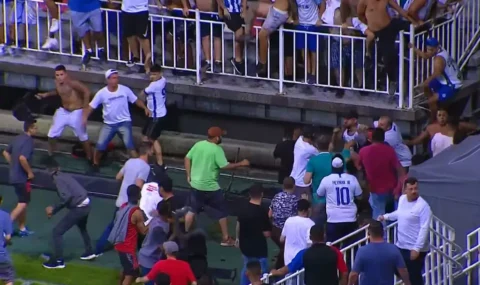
121 0 152 71
140 64 167 166
379 177 431 285
281 199 315 266
290 126 319 200
317 155 362 244
82 69 150 171
375 116 412 171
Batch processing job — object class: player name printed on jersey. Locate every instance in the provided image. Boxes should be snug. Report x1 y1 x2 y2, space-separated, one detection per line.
140 182 162 225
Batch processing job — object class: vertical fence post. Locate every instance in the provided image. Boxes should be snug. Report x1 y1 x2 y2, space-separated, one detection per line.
408 24 415 109
195 9 202 85
398 30 405 109
278 25 284 95
451 16 457 62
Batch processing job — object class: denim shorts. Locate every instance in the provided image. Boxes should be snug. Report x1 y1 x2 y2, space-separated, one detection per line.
295 24 320 51
96 121 134 151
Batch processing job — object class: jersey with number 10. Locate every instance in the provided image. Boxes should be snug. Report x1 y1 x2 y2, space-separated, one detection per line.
317 173 362 223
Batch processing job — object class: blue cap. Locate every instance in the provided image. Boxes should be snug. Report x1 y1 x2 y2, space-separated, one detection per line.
425 38 439 47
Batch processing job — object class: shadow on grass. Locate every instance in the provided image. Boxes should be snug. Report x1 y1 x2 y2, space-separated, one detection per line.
13 254 119 285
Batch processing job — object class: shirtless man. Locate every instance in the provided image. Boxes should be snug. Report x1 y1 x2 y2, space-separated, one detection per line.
405 108 476 156
36 65 92 162
357 0 417 96
256 0 297 75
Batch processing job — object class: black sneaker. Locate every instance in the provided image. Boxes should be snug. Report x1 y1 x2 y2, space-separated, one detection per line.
80 251 96 261
214 61 222 73
256 62 267 77
43 258 65 269
201 60 211 72
97 48 107 62
126 57 139 68
230 58 244 75
307 74 316 85
81 51 93 66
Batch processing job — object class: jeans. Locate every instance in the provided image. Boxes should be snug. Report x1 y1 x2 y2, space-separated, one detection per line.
95 208 117 254
240 256 268 285
140 266 154 285
52 206 92 259
369 192 397 220
96 121 134 151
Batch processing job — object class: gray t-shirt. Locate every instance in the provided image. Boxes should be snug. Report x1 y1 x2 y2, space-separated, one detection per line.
117 158 150 207
6 134 34 184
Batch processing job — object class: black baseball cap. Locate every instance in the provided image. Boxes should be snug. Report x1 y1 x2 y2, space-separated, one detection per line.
344 110 359 119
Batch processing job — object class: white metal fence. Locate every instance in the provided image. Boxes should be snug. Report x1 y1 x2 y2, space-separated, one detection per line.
261 215 477 285
0 0 479 109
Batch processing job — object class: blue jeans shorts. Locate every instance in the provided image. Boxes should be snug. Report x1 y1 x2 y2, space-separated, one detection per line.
295 24 320 52
96 121 134 151
429 78 459 102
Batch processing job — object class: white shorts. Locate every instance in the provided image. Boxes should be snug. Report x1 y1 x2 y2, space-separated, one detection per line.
48 108 88 141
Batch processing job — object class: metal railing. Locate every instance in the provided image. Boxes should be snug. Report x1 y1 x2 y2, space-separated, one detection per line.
262 215 463 285
0 0 478 110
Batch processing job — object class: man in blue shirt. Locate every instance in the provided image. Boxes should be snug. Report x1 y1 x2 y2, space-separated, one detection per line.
2 120 36 237
348 221 411 285
68 0 106 66
0 195 14 285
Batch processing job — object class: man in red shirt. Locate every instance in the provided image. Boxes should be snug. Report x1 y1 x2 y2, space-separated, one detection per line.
358 128 406 222
110 185 148 285
136 241 197 285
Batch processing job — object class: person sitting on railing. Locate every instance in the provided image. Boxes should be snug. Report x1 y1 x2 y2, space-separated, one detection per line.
196 0 223 73
40 0 62 50
342 16 374 58
216 0 247 75
121 0 153 73
402 0 436 23
357 0 418 97
67 0 107 66
256 0 297 76
270 224 348 285
409 37 462 118
294 0 322 84
0 0 37 55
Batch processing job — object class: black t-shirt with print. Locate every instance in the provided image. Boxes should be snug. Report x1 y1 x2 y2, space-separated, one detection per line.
237 201 272 258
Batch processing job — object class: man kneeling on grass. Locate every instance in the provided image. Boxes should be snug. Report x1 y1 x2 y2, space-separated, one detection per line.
0 196 14 285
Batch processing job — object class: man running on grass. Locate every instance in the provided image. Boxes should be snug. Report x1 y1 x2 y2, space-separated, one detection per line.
2 120 37 237
36 65 92 164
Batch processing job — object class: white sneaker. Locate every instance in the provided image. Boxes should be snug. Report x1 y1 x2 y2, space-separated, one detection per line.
6 46 16 56
0 44 6 56
42 38 58 50
49 19 59 33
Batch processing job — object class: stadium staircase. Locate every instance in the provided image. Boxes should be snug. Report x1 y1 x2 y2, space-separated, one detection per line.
261 215 480 285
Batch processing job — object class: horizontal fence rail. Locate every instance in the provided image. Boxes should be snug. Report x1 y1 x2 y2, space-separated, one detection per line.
0 0 477 110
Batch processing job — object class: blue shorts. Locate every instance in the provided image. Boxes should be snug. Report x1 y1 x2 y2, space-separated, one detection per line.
71 9 103 38
330 38 364 69
0 1 37 25
200 12 222 38
96 121 134 151
295 24 320 51
429 79 459 102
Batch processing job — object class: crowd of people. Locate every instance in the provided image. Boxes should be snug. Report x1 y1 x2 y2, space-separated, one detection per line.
0 0 464 101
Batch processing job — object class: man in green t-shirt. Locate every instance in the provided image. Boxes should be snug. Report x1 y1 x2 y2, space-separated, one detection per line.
184 126 249 246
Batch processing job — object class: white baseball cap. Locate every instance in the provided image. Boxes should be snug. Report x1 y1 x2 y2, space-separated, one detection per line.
332 157 344 168
105 69 118 79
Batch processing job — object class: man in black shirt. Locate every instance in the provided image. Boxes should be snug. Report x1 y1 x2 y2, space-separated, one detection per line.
156 174 184 242
273 128 302 184
246 260 269 285
236 184 271 285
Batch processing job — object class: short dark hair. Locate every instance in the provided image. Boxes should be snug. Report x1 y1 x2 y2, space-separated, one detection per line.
345 159 357 175
315 135 331 151
54 65 66 72
154 273 171 285
46 158 60 172
127 185 141 202
309 224 325 242
249 184 264 199
159 174 173 193
371 128 385 143
157 201 171 218
368 220 384 238
138 142 152 156
23 119 36 132
283 176 295 189
302 125 315 140
150 64 162 73
246 260 262 276
297 199 311 212
405 177 418 187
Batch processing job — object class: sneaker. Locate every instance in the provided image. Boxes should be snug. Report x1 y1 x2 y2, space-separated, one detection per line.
49 19 59 33
307 74 316 85
6 46 16 56
18 228 34 237
256 62 266 77
0 44 7 56
82 51 93 66
388 81 398 96
201 60 211 72
41 37 58 50
220 237 236 247
214 61 222 73
126 57 139 68
40 253 51 260
230 58 244 75
97 48 107 62
80 252 96 261
43 259 65 269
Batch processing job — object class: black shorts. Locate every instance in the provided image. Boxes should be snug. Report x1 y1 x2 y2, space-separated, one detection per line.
188 189 228 219
326 222 358 244
200 13 222 38
224 13 244 33
122 11 149 38
141 117 166 140
118 252 139 276
13 182 31 204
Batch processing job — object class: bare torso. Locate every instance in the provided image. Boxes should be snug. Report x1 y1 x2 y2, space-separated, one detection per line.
273 0 289 12
364 0 391 32
55 81 84 111
427 123 455 138
196 0 215 12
